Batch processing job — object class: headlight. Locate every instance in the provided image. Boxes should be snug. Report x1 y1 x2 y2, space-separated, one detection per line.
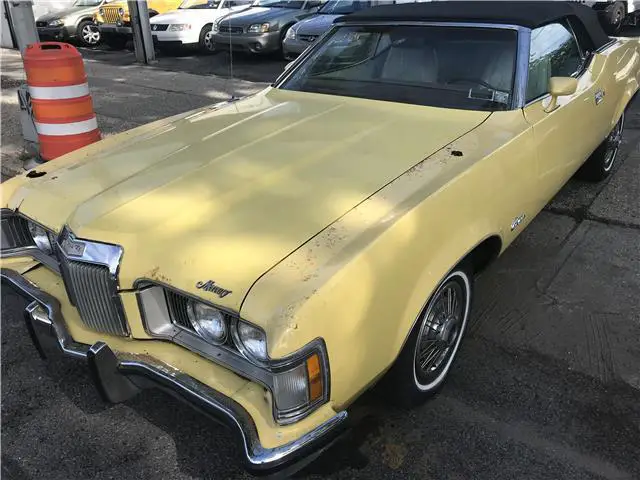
285 27 296 40
247 23 270 33
235 321 268 361
186 300 228 344
98 7 104 15
28 222 53 255
0 210 55 254
168 24 192 31
48 18 65 27
118 7 124 15
137 283 330 425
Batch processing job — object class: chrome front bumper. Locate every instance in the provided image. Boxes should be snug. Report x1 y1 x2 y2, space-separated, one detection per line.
1 268 348 476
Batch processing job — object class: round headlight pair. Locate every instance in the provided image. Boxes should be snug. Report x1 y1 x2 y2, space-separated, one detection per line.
186 299 268 362
28 222 53 255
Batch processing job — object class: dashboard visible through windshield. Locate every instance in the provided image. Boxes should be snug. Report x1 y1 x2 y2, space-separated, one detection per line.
278 25 518 111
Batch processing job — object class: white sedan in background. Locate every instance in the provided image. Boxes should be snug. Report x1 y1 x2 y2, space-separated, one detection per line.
150 0 252 52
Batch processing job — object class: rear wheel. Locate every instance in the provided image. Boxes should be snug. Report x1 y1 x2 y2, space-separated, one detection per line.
383 265 473 406
199 24 215 53
601 2 626 35
578 112 624 182
76 20 101 47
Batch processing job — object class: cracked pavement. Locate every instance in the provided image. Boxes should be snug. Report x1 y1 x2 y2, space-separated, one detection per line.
2 60 640 480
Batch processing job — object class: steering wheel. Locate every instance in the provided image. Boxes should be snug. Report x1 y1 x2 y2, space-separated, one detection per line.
447 78 499 91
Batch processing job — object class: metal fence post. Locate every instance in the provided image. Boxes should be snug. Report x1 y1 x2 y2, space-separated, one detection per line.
127 0 155 64
6 0 38 54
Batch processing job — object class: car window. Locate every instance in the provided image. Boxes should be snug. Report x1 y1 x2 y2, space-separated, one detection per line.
317 0 382 14
252 0 305 8
526 22 583 102
279 25 518 111
179 0 221 8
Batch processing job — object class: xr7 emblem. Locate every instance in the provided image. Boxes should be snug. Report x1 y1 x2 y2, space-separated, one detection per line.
511 213 526 231
196 280 232 298
595 89 605 105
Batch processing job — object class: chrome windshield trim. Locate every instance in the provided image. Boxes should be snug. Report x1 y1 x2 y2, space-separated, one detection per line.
513 26 531 109
273 20 528 111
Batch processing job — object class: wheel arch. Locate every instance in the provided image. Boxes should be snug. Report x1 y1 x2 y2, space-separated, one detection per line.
280 22 296 38
75 15 96 27
387 232 503 372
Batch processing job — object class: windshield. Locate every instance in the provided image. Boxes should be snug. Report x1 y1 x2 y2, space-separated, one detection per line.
252 0 304 8
179 0 221 8
73 0 102 6
279 25 517 111
318 0 377 15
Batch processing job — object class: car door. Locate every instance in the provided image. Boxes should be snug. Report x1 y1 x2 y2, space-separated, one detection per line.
522 20 605 207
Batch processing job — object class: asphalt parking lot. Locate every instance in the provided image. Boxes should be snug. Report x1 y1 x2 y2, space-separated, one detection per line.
2 32 640 480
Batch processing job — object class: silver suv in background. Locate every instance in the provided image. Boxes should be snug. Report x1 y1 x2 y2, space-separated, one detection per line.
282 0 393 59
35 0 105 47
212 0 324 56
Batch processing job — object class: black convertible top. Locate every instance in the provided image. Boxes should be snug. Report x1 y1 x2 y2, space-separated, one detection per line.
337 1 611 50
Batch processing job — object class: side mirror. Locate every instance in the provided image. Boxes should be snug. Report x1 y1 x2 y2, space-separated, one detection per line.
545 76 578 113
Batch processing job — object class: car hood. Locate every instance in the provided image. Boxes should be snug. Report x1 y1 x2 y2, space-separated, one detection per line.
37 6 94 22
222 6 298 26
13 88 489 311
293 13 338 35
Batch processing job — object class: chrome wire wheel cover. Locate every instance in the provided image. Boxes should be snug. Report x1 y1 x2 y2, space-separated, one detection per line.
82 24 100 45
204 30 215 51
413 271 470 391
604 113 624 172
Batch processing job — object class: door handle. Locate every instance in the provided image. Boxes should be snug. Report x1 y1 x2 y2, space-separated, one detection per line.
595 89 605 105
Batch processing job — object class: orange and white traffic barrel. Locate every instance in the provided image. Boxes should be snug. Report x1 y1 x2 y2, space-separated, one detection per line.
23 42 101 161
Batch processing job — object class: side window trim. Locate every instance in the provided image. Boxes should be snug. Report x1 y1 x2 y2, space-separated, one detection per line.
564 18 593 78
524 20 584 107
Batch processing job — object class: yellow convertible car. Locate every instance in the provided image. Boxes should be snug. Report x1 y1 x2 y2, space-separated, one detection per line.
2 1 638 474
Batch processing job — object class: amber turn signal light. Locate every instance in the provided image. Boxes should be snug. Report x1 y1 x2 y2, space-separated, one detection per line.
306 353 323 402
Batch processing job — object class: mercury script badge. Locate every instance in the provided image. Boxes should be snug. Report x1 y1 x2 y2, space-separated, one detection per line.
61 235 86 257
196 280 232 298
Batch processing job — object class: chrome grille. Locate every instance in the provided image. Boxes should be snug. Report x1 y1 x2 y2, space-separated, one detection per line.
102 7 122 24
218 25 243 34
165 289 192 330
60 257 129 336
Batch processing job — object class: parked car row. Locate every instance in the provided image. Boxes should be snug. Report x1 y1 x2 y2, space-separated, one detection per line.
35 0 640 56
